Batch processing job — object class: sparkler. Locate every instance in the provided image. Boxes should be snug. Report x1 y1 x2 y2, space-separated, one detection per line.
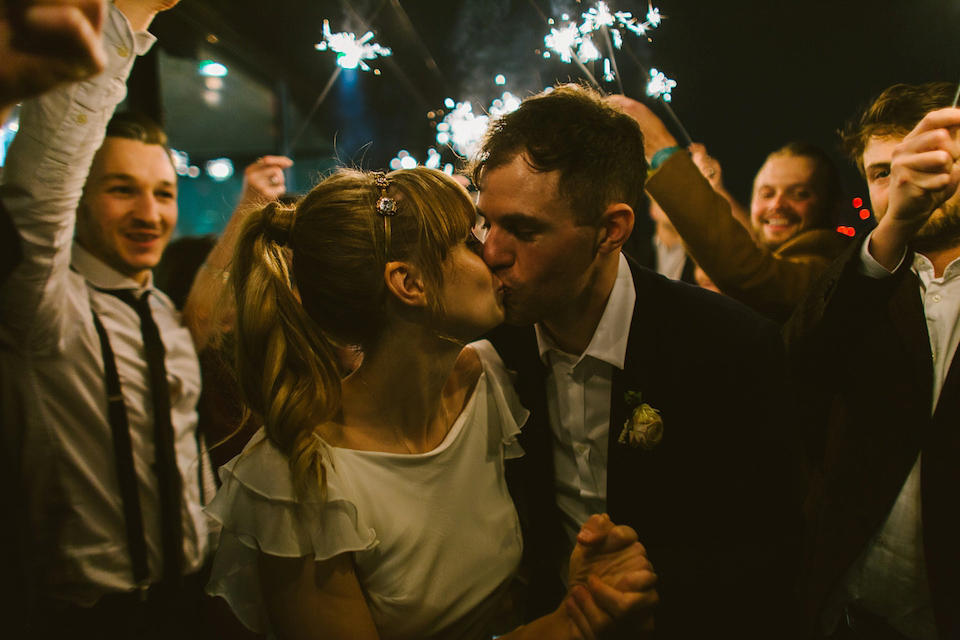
542 1 664 91
388 148 453 174
285 21 391 155
544 20 602 88
435 90 522 159
539 1 692 144
646 68 676 102
314 19 392 73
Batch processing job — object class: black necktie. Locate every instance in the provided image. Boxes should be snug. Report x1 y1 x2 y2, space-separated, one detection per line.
109 289 183 586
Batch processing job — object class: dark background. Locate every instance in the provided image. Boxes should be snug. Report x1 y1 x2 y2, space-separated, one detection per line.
143 0 960 233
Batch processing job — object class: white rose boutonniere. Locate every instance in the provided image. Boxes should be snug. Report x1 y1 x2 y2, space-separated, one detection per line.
618 391 663 450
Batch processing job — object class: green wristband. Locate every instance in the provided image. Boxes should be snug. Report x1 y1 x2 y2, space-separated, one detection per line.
650 146 681 170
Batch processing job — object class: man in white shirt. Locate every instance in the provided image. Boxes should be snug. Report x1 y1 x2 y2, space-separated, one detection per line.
473 84 803 638
622 197 697 285
786 82 960 640
0 1 233 637
0 0 107 633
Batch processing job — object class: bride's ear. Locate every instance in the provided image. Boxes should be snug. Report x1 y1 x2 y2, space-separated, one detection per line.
384 261 428 307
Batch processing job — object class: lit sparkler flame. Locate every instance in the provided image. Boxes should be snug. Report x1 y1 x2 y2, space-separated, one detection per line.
646 4 662 28
436 90 522 158
542 1 663 83
646 68 677 102
543 22 581 63
315 20 392 73
388 148 453 174
581 3 616 32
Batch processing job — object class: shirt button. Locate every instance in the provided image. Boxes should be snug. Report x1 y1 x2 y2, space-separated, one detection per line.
76 113 88 124
575 443 588 454
933 294 942 302
116 45 130 58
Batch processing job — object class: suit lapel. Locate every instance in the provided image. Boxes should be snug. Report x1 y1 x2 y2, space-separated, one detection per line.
884 263 960 636
919 280 960 636
607 259 655 522
888 268 934 405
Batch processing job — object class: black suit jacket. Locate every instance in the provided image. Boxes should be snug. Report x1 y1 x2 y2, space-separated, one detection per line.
488 257 803 639
784 239 960 638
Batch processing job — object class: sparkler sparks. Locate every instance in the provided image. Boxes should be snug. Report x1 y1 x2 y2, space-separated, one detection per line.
646 5 662 28
544 22 581 63
435 90 522 158
315 20 392 73
388 148 453 174
646 68 677 102
541 1 663 85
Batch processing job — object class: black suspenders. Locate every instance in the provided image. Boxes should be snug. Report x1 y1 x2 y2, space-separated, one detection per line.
89 294 206 595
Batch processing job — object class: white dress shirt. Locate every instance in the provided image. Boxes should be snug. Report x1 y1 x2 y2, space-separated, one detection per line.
535 253 636 571
0 7 212 606
825 237 960 639
655 236 688 281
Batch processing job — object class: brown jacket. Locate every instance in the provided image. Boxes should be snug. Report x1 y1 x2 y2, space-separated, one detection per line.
646 150 851 323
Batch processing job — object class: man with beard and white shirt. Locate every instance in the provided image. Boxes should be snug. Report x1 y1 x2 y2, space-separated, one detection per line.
785 82 960 640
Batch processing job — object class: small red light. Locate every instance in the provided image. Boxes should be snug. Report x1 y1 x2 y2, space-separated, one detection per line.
852 197 863 208
859 209 871 220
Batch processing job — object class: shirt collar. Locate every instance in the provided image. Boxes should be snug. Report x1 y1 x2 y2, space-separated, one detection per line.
913 252 960 286
72 241 154 293
535 252 636 370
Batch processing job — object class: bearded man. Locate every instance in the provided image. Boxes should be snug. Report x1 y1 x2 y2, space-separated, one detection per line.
785 82 960 640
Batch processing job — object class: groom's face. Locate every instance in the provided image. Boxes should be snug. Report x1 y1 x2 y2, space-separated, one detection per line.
475 154 599 326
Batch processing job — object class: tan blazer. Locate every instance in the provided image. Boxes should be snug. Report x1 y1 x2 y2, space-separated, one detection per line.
646 150 851 323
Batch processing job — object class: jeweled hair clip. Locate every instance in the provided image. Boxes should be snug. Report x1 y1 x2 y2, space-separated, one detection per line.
373 171 398 254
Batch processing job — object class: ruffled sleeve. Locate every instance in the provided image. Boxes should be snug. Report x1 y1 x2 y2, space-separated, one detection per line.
470 339 529 460
204 429 378 633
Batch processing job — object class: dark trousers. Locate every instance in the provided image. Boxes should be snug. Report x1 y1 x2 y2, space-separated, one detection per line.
828 604 913 640
31 569 213 640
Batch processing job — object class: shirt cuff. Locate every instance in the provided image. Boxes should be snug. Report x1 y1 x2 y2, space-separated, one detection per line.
857 229 906 278
107 2 158 58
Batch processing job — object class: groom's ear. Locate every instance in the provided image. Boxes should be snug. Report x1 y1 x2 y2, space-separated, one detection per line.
595 203 634 253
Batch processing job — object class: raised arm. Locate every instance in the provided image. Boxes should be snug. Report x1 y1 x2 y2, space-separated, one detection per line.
0 0 174 345
688 143 752 233
608 94 845 323
867 107 960 271
183 154 292 350
0 0 107 121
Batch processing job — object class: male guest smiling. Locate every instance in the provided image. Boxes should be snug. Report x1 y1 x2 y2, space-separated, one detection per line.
610 95 850 323
0 1 254 636
473 84 802 639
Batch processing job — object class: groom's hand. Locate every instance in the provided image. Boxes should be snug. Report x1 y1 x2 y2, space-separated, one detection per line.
568 514 658 631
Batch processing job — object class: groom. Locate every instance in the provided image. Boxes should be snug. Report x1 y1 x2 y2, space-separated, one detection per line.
473 84 802 638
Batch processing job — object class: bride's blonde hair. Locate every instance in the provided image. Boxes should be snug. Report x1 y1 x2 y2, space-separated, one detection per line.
231 167 475 498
